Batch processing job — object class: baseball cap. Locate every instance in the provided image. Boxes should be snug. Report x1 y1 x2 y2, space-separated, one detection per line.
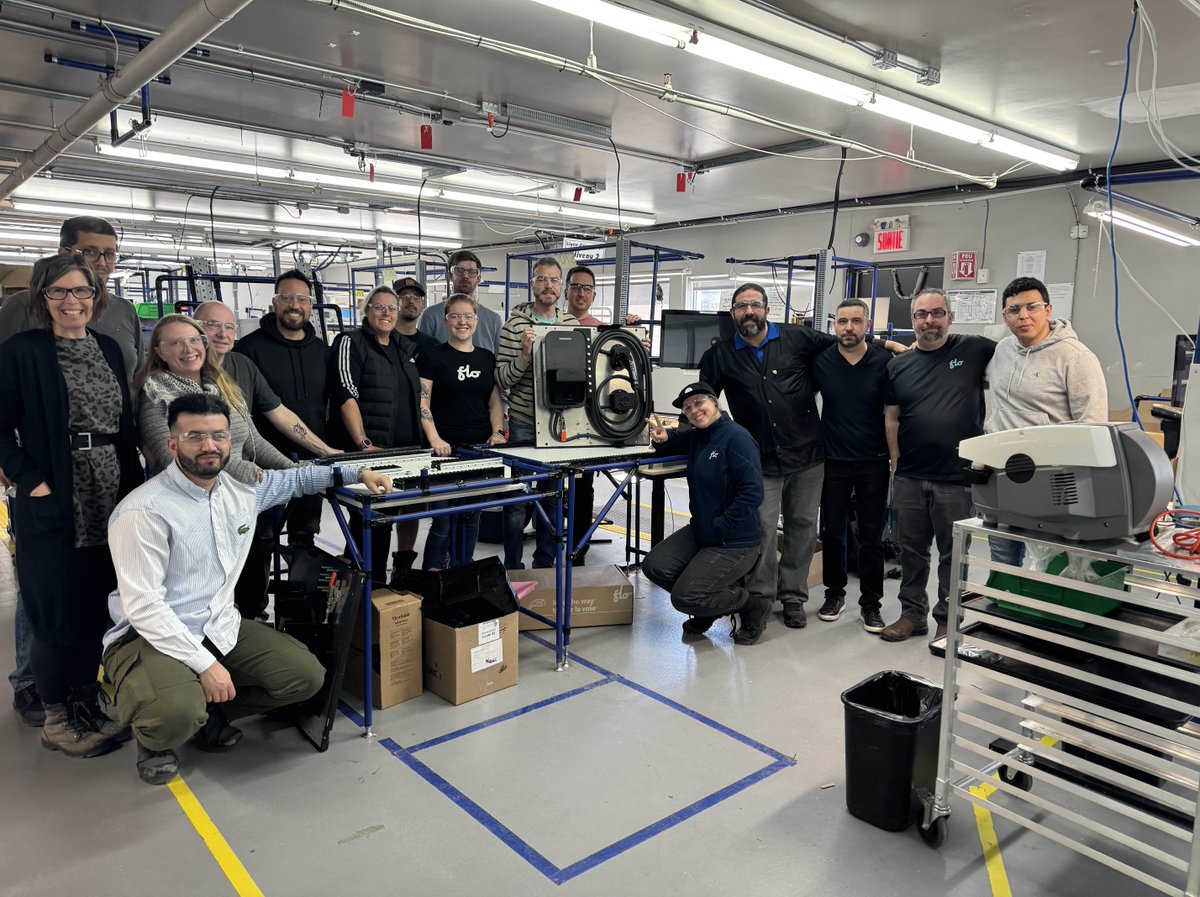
673 381 718 409
393 276 426 297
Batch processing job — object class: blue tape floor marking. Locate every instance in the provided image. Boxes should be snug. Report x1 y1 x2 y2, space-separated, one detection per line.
520 630 795 763
406 677 616 753
361 628 795 885
378 736 562 883
337 699 366 729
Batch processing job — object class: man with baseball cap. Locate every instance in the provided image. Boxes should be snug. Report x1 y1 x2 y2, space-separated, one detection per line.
393 276 439 354
642 382 768 645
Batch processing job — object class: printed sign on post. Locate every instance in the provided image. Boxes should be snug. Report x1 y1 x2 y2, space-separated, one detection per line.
950 251 977 280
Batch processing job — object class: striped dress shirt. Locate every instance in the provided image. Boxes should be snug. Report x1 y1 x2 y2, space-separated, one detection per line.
103 461 348 673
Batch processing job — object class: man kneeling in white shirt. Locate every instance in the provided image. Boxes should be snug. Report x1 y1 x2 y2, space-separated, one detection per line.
102 392 391 785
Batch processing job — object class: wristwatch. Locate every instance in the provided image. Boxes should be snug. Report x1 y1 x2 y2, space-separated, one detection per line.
495 429 506 436
359 437 373 449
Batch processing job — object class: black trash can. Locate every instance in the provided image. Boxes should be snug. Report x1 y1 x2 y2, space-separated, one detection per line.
841 670 943 832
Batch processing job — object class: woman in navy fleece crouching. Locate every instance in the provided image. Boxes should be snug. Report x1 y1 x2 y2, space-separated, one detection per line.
642 381 769 645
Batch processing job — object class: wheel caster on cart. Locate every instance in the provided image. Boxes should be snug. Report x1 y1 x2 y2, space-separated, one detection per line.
1001 765 1034 792
919 816 948 848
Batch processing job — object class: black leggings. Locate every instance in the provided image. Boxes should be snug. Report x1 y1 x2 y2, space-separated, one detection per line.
32 637 104 705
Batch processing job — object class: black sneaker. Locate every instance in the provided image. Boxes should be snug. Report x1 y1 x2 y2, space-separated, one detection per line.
782 603 807 628
191 709 243 753
733 595 772 645
13 683 45 727
817 597 845 622
861 609 886 634
681 616 718 636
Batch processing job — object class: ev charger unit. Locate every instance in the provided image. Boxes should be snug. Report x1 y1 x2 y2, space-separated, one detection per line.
532 324 652 448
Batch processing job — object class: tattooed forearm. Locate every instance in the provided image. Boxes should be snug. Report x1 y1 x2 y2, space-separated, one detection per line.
420 384 430 398
292 423 309 439
420 408 434 422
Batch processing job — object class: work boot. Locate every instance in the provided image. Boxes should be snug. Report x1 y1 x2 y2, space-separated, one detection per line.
681 615 718 636
70 683 132 743
880 616 929 642
12 683 45 727
191 706 243 753
40 703 119 758
733 595 773 645
137 742 179 786
388 550 419 589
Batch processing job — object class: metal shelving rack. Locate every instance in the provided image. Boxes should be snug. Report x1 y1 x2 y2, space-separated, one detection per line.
925 517 1200 896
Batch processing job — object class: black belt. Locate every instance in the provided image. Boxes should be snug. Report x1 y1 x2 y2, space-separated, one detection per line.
70 431 117 451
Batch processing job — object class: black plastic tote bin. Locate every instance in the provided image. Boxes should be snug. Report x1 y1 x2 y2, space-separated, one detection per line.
841 670 943 832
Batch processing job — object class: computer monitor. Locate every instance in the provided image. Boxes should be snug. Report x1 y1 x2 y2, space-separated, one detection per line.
1173 333 1195 407
658 310 734 368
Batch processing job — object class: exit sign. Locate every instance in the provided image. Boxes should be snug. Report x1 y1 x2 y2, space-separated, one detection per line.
951 250 977 280
873 215 910 254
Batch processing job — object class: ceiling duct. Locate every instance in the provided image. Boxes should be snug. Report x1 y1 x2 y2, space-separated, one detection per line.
487 102 612 139
0 0 255 201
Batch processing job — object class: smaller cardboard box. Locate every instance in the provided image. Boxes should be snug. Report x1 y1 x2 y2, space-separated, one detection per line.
344 588 423 710
516 565 635 631
423 611 519 705
408 558 521 705
808 539 824 589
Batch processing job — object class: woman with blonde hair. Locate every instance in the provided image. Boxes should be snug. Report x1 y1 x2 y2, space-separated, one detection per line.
135 314 295 483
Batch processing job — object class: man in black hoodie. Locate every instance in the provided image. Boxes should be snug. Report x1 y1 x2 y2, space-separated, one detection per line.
231 269 332 616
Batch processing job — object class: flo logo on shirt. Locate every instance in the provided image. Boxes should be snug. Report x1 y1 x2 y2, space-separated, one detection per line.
948 358 964 370
457 365 481 381
708 450 720 460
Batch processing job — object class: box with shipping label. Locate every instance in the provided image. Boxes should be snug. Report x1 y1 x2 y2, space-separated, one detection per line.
407 557 520 705
344 588 423 710
516 564 635 630
422 610 519 705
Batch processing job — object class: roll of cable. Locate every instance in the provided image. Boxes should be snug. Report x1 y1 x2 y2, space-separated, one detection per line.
586 329 650 443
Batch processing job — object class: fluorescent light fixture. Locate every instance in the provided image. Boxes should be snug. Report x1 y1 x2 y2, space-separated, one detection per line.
525 0 690 46
153 215 276 234
1086 203 1200 247
95 144 651 227
271 225 462 249
527 0 1079 172
734 273 815 284
11 200 155 221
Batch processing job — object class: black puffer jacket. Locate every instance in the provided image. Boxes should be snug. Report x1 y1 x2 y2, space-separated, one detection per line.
328 325 423 449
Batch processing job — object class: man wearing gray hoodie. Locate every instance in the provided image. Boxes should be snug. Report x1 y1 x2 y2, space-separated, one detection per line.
985 276 1108 566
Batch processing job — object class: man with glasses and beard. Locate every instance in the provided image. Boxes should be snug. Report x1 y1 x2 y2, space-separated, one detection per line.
882 288 995 643
700 284 904 632
418 250 503 354
102 393 390 785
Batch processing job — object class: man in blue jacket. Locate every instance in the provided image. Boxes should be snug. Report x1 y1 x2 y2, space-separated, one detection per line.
642 383 768 645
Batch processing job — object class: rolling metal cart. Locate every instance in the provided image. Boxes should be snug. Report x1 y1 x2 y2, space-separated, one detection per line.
924 517 1200 896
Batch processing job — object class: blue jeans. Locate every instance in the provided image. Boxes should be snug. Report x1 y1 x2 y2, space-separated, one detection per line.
9 589 34 692
503 418 556 570
423 501 482 570
988 535 1026 568
893 476 974 625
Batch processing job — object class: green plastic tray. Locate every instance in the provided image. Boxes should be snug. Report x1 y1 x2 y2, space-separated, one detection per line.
990 552 1127 628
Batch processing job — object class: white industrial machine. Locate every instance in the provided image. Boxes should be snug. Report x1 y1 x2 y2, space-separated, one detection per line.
959 422 1175 541
531 324 652 448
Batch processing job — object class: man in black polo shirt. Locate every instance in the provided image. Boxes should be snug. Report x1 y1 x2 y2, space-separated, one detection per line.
812 298 892 633
882 288 995 642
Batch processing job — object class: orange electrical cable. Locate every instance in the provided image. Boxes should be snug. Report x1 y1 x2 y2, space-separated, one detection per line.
1149 509 1200 561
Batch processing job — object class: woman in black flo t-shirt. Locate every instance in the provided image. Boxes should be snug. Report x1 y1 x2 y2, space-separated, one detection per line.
416 293 507 569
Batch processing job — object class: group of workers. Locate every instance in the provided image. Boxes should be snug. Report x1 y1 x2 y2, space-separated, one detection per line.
643 276 1105 648
0 212 1108 786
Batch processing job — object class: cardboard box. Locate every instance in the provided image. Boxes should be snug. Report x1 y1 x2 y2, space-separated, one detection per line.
516 565 635 631
808 540 824 588
423 611 519 705
409 558 521 705
344 588 423 710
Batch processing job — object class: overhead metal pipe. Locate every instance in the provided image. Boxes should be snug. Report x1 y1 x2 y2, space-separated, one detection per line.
0 0 255 200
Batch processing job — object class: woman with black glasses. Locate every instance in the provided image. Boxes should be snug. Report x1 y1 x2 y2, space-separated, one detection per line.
0 255 143 758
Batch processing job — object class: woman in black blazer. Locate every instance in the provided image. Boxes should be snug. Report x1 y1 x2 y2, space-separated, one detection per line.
0 255 143 758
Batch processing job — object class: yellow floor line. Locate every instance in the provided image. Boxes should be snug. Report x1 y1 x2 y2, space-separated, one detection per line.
967 736 1059 897
597 523 654 542
635 502 691 519
168 775 265 897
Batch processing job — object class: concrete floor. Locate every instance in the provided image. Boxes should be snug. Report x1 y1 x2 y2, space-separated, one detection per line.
0 482 1181 897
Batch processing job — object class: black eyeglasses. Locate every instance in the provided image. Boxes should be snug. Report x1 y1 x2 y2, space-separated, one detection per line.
44 285 96 301
74 247 120 264
912 308 948 321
